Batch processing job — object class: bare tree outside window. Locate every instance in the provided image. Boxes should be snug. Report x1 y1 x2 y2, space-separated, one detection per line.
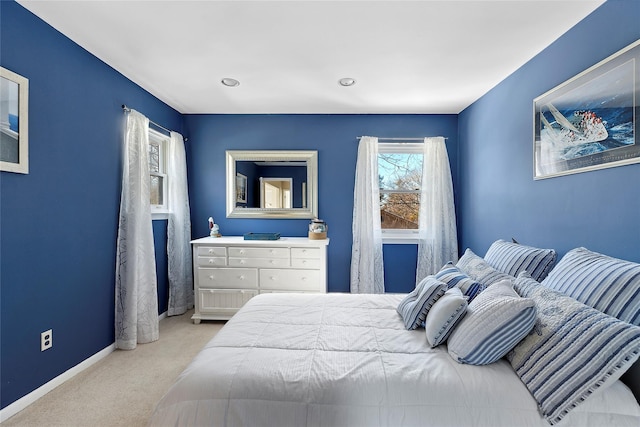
148 133 167 209
149 142 160 173
378 152 422 229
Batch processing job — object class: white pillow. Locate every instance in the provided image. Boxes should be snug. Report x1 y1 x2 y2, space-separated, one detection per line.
425 287 467 348
447 279 536 365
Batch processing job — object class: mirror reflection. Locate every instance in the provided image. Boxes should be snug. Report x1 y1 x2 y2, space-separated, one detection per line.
226 150 318 219
260 177 293 209
235 161 307 209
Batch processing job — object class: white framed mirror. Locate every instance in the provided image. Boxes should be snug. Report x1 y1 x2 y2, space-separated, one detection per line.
226 150 318 219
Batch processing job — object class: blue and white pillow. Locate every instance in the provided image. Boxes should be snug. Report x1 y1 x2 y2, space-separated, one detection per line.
456 248 513 286
541 247 640 325
484 239 557 281
447 279 536 365
435 262 485 302
511 272 640 425
397 276 447 330
424 287 467 347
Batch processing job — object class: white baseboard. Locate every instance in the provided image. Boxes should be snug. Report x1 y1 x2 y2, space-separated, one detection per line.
0 312 168 423
0 343 115 423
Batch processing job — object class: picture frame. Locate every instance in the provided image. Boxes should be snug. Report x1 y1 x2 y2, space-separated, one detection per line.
1 66 29 174
533 39 640 180
235 173 247 203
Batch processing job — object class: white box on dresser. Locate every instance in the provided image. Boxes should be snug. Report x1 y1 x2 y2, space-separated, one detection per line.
191 236 329 323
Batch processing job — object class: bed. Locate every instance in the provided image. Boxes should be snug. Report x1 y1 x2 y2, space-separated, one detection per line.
150 242 640 426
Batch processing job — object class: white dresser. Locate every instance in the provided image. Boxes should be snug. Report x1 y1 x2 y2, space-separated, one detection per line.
191 236 330 323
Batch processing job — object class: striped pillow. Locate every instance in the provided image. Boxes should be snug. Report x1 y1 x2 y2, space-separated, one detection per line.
435 262 485 302
511 272 640 425
456 248 513 286
484 239 557 281
397 276 447 330
447 279 536 365
541 247 640 325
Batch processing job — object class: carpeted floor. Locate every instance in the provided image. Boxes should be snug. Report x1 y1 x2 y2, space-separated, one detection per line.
4 310 224 427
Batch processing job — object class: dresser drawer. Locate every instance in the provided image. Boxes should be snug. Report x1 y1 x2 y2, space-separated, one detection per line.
198 289 257 313
197 246 227 257
291 258 320 269
197 257 227 267
260 269 321 291
291 247 320 259
197 268 258 289
228 247 290 259
229 257 290 268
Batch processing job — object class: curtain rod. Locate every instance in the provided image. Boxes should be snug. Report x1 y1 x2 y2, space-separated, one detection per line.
121 104 187 141
356 136 447 141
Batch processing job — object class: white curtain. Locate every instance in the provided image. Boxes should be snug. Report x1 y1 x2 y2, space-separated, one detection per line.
167 131 193 316
351 136 384 294
115 109 159 350
416 137 458 284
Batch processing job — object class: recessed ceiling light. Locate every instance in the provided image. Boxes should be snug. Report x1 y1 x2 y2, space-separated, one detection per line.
221 78 240 87
338 78 356 87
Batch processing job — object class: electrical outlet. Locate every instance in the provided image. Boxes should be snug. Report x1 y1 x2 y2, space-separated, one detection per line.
41 329 52 351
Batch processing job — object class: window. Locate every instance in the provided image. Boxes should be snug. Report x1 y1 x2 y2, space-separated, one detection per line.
378 143 423 243
149 129 169 217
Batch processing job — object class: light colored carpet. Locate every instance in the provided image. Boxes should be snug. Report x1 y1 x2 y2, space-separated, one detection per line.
4 310 224 427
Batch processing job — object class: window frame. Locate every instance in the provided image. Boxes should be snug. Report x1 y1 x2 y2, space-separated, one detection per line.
149 128 170 219
378 142 424 244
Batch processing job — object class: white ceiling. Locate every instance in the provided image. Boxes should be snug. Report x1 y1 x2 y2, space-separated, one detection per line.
17 0 605 114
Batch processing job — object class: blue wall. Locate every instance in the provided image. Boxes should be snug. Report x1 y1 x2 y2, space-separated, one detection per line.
458 0 640 263
184 114 459 293
0 2 181 409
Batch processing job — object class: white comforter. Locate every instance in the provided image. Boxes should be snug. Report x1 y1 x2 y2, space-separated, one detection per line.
150 293 640 426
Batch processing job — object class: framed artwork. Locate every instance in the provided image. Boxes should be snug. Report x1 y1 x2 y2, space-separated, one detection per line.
236 173 247 203
533 39 640 179
1 66 29 174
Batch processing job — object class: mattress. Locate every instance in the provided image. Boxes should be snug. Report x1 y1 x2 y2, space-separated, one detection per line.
150 293 640 426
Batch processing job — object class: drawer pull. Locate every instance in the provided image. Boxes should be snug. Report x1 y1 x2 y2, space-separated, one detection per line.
270 276 275 281
208 275 214 280
239 275 245 280
239 250 245 255
208 259 214 264
302 260 307 265
301 276 307 281
240 260 246 265
208 249 214 254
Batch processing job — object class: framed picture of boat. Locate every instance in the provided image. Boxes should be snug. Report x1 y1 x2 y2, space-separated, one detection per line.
1 66 29 174
533 39 640 179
